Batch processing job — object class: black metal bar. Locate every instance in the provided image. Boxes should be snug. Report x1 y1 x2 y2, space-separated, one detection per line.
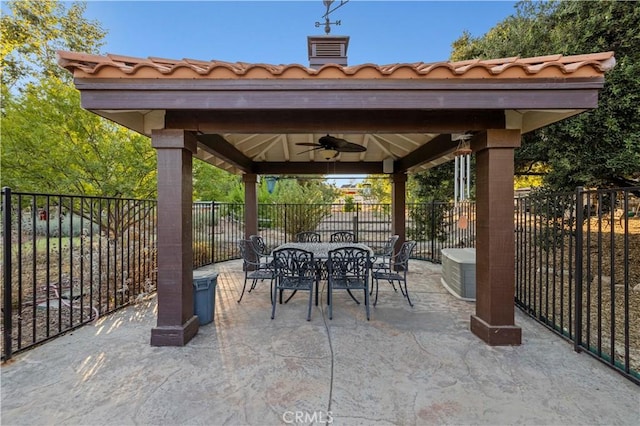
596 195 603 357
80 198 85 321
608 190 616 366
585 192 592 349
45 196 51 338
623 190 630 374
89 198 95 321
31 196 37 343
57 196 62 333
98 198 103 315
69 196 74 328
2 188 13 360
574 187 584 352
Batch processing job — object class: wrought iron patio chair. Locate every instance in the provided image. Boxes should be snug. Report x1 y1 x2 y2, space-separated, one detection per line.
249 234 273 264
329 231 356 242
372 240 417 307
271 247 317 321
369 234 399 295
327 246 371 320
371 234 399 270
237 239 275 303
295 231 321 243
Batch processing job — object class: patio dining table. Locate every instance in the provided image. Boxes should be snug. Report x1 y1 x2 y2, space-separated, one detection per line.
271 242 374 305
272 242 373 259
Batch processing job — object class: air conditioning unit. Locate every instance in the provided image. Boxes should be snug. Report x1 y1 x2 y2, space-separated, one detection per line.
441 248 476 301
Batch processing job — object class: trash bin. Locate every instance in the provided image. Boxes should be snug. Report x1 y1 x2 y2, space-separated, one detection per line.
193 271 218 325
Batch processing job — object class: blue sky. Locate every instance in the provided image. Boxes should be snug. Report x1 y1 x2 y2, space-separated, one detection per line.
83 0 519 65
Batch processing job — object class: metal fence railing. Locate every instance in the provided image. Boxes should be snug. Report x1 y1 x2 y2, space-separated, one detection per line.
5 186 637 386
515 187 640 384
4 195 472 360
1 188 157 360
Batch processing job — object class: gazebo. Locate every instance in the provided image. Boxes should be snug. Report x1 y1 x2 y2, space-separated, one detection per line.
57 36 615 347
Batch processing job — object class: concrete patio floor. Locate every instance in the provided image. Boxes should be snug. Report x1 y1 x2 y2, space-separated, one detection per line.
2 259 638 425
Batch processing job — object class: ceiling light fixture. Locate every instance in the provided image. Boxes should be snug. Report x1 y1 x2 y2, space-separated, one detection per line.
320 148 339 160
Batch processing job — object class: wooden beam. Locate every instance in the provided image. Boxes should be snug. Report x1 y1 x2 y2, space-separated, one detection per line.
395 134 459 172
195 133 254 172
74 77 605 91
80 89 601 111
254 162 381 175
167 110 505 134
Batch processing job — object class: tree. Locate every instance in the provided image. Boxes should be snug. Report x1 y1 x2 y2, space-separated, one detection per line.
193 160 241 201
1 0 105 89
1 1 156 198
2 76 157 198
450 0 640 190
411 162 458 202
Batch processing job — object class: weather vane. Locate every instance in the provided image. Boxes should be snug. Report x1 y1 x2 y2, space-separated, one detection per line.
315 0 349 35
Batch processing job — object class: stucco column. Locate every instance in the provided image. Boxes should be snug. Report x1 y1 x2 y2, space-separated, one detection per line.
150 129 199 346
391 173 407 249
470 129 522 345
243 174 258 239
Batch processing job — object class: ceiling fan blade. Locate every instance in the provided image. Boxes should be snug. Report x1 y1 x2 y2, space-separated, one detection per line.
298 146 322 154
295 143 322 147
321 135 367 152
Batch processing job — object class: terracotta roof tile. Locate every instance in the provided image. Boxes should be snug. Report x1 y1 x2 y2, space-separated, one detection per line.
57 51 615 80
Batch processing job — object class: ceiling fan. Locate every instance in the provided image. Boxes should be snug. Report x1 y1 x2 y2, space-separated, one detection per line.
296 135 366 159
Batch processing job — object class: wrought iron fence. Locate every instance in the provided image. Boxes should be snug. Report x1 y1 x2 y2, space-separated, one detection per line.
246 202 476 262
515 187 640 384
1 188 158 360
408 201 476 263
8 187 638 385
1 193 476 360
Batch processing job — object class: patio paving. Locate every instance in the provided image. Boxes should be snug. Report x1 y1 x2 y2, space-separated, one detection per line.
2 259 638 425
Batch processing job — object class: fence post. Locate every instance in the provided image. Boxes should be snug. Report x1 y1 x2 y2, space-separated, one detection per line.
353 205 359 242
430 202 436 262
2 187 13 360
574 186 584 353
211 201 216 263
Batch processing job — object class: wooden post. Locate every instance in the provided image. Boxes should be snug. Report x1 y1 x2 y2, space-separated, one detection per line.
150 130 199 346
391 173 407 249
244 174 258 239
470 129 522 345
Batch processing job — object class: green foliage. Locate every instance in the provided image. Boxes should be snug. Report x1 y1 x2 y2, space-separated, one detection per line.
268 177 337 204
1 0 105 89
411 161 468 202
193 161 241 201
450 0 640 190
1 77 157 197
268 179 334 236
343 196 356 212
18 212 99 238
361 177 391 204
407 202 449 242
360 176 421 204
526 188 576 251
1 1 156 199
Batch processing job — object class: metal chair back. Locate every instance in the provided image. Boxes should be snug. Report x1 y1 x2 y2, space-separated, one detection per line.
372 240 416 307
295 231 321 243
249 234 268 255
327 246 371 320
329 231 356 242
237 239 274 303
271 248 317 320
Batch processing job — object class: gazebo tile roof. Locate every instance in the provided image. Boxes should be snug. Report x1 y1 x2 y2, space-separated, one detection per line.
58 51 615 80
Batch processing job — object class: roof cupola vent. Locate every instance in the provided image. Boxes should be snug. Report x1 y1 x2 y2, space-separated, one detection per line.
307 35 350 69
